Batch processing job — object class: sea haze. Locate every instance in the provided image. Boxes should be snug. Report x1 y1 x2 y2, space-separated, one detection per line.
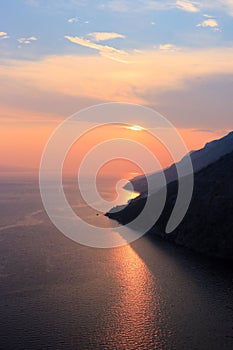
0 178 232 349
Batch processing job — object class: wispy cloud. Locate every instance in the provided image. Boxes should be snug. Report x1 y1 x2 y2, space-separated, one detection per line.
159 44 179 52
203 14 213 18
17 36 38 45
181 1 233 17
25 0 233 17
0 31 10 39
67 17 79 23
100 0 233 16
64 35 129 62
87 32 125 42
101 0 200 12
196 18 219 29
175 0 200 13
219 0 233 16
67 16 90 25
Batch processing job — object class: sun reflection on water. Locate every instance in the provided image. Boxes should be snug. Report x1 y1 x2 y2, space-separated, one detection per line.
98 245 172 349
114 178 140 206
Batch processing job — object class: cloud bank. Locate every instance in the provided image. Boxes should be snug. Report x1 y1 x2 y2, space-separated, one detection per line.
64 35 129 62
1 47 232 129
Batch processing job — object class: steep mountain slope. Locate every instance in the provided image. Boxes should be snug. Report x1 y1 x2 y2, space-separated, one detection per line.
107 150 233 260
125 131 233 194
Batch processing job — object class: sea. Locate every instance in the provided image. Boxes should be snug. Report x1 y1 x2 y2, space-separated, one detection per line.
0 177 232 349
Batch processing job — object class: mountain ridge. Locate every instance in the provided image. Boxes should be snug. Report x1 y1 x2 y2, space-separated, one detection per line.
106 132 233 260
125 131 233 194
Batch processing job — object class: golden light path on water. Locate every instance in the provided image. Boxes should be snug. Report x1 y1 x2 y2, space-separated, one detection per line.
120 187 139 203
96 244 170 349
113 178 140 206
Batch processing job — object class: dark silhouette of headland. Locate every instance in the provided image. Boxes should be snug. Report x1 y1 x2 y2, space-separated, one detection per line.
106 132 233 260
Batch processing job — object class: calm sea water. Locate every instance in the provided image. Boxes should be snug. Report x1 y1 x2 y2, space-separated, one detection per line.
0 179 232 349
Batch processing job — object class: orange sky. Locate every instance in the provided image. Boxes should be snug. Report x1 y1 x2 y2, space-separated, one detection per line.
0 118 229 179
0 49 232 177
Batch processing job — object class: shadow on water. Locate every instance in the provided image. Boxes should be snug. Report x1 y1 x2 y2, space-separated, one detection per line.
129 232 233 349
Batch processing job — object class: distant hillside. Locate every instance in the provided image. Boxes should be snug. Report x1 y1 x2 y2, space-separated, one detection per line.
125 131 233 193
107 150 233 261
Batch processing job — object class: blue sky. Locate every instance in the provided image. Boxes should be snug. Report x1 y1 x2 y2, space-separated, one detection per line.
1 0 233 60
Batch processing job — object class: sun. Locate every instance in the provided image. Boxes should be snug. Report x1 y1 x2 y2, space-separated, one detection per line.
127 125 145 131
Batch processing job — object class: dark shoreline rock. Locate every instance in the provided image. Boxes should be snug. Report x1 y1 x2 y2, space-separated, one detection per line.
106 150 233 261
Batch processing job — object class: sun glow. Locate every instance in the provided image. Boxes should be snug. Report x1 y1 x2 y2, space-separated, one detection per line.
127 125 145 131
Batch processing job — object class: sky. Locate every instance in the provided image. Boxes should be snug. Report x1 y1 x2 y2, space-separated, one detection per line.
0 0 233 174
